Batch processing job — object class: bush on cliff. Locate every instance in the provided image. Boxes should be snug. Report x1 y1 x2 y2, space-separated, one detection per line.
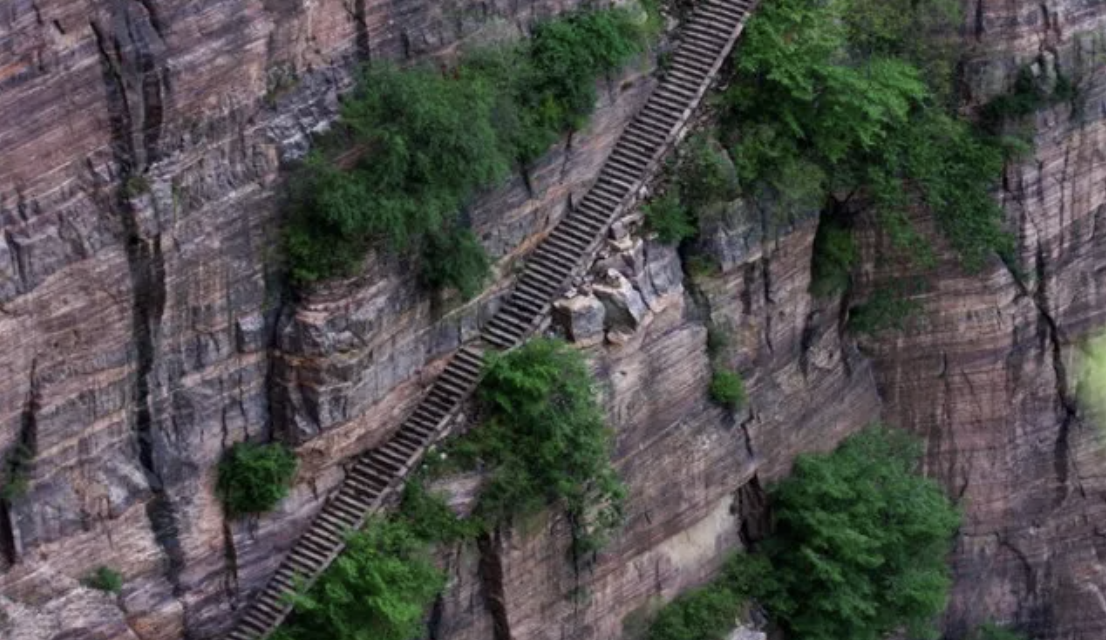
644 427 959 640
286 7 648 290
755 427 961 640
217 441 298 517
709 369 746 410
725 0 1012 275
83 566 125 595
280 518 445 640
446 338 625 554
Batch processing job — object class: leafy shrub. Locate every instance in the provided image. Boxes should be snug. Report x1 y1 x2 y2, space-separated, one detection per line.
709 369 746 410
644 429 958 640
420 227 490 299
706 325 732 360
448 338 624 553
756 427 960 640
724 0 1013 274
122 175 150 198
810 218 857 297
281 518 445 640
287 64 506 285
685 254 721 279
646 190 696 244
288 7 648 287
514 8 645 161
395 478 484 545
217 442 298 517
848 288 922 334
980 66 1078 135
648 587 744 640
83 566 124 594
1 443 32 501
677 134 738 212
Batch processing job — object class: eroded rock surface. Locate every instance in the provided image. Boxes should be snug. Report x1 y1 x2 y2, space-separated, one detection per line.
2 0 1106 639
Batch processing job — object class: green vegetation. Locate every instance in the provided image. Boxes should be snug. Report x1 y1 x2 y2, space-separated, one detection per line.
443 338 624 554
809 218 857 297
647 554 771 640
280 518 445 640
848 288 922 334
419 227 490 299
756 427 960 640
645 427 960 640
278 338 621 639
217 442 299 517
646 189 696 244
1 443 31 501
83 566 124 594
973 622 1030 640
1076 331 1106 432
648 586 744 640
287 7 649 289
645 133 737 247
122 175 150 198
713 0 1017 296
709 369 746 411
980 66 1078 135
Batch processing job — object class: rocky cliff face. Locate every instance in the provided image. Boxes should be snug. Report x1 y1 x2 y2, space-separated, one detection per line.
1 0 1105 639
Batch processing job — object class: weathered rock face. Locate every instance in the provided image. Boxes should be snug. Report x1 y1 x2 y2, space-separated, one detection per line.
850 2 1106 638
2 0 1106 639
0 0 647 637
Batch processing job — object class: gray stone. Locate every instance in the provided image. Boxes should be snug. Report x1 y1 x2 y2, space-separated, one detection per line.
592 270 648 331
553 295 606 345
236 313 267 353
726 626 766 640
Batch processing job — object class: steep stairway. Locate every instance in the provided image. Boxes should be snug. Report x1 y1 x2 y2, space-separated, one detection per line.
226 1 755 637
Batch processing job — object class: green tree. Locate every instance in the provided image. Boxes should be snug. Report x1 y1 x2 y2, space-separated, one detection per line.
450 338 624 553
758 427 960 640
723 0 1011 274
286 7 648 287
282 518 445 640
217 442 299 517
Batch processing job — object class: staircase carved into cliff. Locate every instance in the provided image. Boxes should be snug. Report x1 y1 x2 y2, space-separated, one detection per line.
226 1 754 637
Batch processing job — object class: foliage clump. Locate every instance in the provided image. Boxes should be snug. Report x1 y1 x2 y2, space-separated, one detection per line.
446 338 625 554
756 427 960 640
809 217 857 297
217 441 299 517
645 189 697 244
725 0 1012 274
644 427 960 640
647 554 771 640
280 518 445 640
644 133 738 246
709 369 746 410
287 7 647 289
1 443 32 501
848 288 922 334
83 566 124 594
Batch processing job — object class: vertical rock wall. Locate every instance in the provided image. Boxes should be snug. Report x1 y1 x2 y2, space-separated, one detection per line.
856 1 1106 637
2 0 1106 638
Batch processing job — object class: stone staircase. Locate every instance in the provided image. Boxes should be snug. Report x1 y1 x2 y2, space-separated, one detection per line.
226 0 755 637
